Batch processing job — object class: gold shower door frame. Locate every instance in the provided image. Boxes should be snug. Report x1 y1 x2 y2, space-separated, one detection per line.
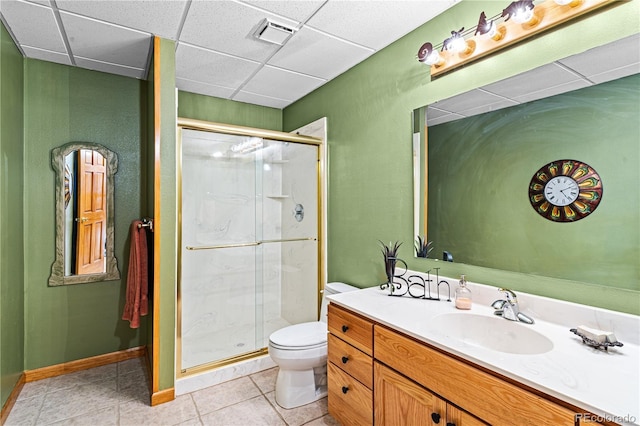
176 117 324 378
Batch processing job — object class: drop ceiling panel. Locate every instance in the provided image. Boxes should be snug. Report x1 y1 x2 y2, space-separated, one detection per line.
22 46 72 66
431 89 508 114
233 90 290 109
458 98 519 117
557 33 640 79
242 0 325 22
180 0 296 62
0 0 66 53
425 107 451 120
512 79 591 104
588 63 640 85
241 65 325 101
176 78 236 100
427 111 464 126
55 0 188 41
268 26 373 80
306 0 458 50
176 43 261 89
482 63 584 100
60 11 152 69
75 56 145 79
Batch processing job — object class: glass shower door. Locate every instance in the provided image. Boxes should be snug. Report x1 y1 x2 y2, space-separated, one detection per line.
179 129 319 374
258 139 319 350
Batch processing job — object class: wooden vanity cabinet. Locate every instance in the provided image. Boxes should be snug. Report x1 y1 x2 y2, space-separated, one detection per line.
375 324 578 426
327 304 374 426
327 305 599 426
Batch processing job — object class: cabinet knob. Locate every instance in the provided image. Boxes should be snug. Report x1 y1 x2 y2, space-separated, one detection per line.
446 423 455 426
341 356 349 364
341 325 349 332
341 386 349 394
431 413 441 424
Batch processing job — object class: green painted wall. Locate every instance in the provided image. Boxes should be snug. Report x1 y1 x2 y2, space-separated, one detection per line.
178 91 282 131
23 59 148 369
428 75 639 290
283 0 640 314
0 22 24 408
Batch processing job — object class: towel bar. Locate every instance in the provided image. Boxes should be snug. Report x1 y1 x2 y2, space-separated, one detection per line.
137 218 153 232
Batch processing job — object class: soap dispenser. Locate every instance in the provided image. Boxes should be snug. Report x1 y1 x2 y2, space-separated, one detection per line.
455 275 472 310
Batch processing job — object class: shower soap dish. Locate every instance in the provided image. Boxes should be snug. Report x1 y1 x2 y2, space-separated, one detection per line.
570 325 623 351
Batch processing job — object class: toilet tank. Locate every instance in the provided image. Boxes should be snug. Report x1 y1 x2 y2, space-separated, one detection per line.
319 282 359 322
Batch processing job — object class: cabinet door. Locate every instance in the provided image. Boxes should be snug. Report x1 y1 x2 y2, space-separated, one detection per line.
374 361 446 426
448 405 489 426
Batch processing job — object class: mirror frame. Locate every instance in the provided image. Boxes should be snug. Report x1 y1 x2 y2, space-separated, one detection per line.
49 142 120 286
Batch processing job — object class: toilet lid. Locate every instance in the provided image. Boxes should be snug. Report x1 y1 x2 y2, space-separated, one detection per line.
269 321 327 349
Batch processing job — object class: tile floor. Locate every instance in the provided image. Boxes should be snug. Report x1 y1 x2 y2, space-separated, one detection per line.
5 358 340 426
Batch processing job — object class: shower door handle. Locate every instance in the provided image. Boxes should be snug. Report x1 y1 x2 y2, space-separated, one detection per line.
186 237 317 251
185 241 260 251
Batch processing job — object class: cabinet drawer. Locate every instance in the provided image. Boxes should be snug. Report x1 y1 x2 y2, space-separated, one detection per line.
375 325 576 426
328 333 373 389
328 304 373 355
328 361 373 426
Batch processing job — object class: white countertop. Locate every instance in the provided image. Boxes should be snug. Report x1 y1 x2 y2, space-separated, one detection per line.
327 272 640 426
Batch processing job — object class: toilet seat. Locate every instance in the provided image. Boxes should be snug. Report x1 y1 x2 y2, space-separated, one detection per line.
269 321 327 350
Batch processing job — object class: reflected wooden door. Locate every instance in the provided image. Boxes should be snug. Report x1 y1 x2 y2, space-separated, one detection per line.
76 149 107 274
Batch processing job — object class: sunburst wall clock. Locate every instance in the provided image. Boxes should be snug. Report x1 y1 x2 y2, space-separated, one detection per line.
529 159 603 222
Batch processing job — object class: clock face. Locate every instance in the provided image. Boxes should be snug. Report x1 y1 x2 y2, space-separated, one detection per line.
529 160 603 222
544 176 579 206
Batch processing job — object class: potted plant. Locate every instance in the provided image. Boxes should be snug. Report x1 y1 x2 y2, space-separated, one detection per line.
379 240 402 285
415 236 433 258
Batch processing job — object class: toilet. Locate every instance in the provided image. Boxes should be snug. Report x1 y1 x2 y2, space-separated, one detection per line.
268 282 358 409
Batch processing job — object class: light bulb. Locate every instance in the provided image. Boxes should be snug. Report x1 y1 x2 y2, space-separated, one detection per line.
512 6 534 24
424 50 442 65
484 20 497 38
449 36 468 53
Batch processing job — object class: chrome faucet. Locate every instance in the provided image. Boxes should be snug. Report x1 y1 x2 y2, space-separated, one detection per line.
491 288 534 324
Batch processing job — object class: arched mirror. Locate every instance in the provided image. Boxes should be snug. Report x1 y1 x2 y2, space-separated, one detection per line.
49 142 120 285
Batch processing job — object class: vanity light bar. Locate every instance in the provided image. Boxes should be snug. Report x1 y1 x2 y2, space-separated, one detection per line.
418 0 616 77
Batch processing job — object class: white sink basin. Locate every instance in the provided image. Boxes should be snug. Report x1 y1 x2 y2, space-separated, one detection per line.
429 313 554 355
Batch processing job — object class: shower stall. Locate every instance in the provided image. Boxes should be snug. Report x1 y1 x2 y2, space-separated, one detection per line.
177 122 322 377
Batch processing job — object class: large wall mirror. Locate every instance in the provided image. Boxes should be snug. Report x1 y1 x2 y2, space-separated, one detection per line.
413 34 639 288
49 142 120 285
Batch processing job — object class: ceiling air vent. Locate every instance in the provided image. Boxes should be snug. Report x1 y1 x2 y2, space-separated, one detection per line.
253 19 296 45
